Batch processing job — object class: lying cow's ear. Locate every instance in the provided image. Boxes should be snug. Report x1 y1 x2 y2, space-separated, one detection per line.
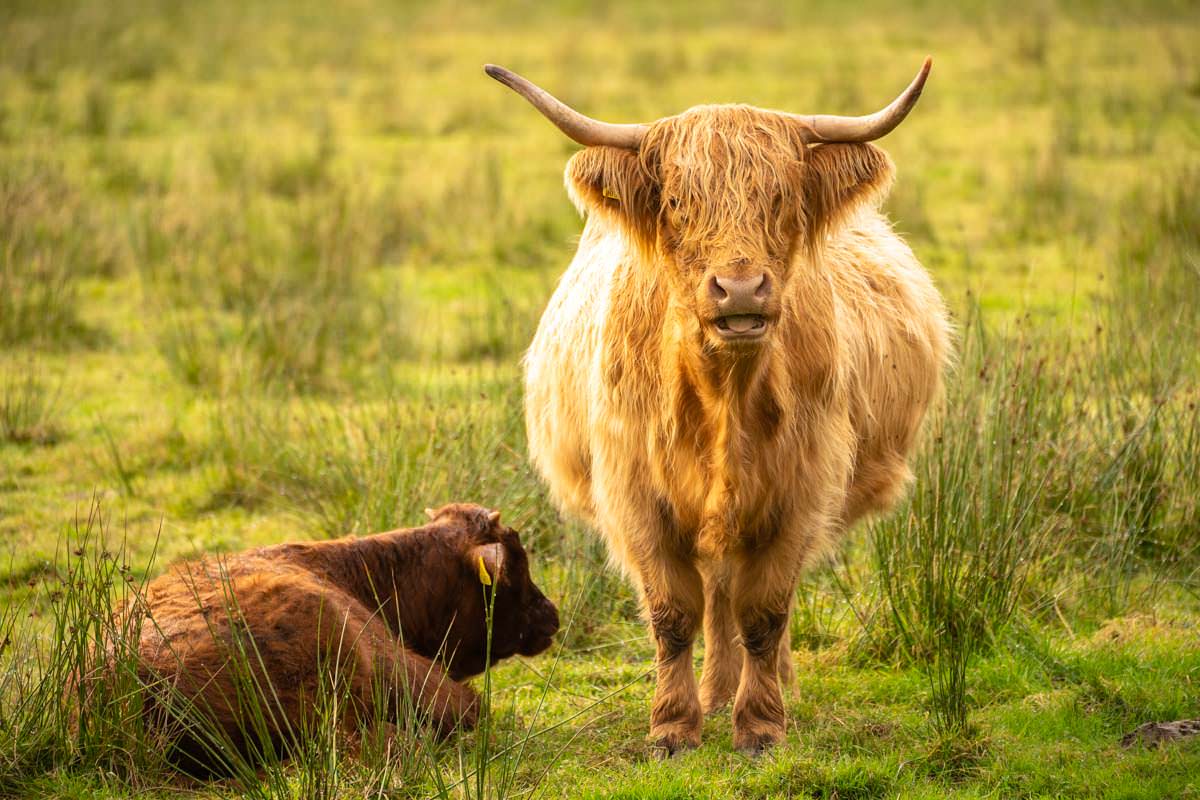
565 146 659 248
468 542 505 586
801 142 894 243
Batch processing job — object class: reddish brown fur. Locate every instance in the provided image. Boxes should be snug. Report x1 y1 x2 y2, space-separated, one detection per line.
109 503 558 775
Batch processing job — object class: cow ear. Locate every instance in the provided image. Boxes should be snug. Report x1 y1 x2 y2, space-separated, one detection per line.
565 146 659 248
468 542 505 586
801 142 894 242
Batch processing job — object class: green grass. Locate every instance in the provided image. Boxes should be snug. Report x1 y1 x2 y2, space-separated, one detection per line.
2 0 1199 796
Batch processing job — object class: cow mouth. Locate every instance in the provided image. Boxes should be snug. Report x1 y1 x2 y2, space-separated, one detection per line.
518 632 557 656
714 314 768 340
517 625 558 656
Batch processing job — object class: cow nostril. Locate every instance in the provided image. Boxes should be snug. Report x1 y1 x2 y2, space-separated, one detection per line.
712 273 769 311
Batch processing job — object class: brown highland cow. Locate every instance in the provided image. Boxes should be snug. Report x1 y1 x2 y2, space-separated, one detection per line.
489 60 951 754
115 503 559 774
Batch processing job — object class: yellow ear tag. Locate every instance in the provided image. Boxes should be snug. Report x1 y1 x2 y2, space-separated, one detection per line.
602 186 620 201
477 555 492 586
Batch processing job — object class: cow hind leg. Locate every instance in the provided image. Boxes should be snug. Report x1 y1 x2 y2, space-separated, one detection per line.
699 562 741 714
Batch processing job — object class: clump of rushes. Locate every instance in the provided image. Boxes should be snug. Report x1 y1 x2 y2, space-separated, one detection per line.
0 359 63 445
0 158 108 348
0 500 161 791
864 314 1059 735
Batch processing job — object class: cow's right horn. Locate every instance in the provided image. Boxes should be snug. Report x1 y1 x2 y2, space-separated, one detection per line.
485 65 648 150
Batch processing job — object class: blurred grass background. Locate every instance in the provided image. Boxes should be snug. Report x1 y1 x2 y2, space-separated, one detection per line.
1 0 1199 797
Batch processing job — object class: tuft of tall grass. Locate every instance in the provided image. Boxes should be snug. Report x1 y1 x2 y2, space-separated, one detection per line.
0 501 162 791
0 165 83 347
862 316 1059 734
0 157 119 347
0 255 83 349
1113 168 1199 340
0 358 62 445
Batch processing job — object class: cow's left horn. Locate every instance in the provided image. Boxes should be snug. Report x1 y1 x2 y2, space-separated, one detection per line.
485 64 648 150
791 57 932 144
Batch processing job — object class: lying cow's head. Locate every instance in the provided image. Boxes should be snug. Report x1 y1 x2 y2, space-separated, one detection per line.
424 503 560 679
487 60 929 350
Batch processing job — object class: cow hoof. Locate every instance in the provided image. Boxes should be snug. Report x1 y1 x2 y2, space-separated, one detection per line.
733 728 783 756
651 737 699 759
735 740 769 757
649 727 701 758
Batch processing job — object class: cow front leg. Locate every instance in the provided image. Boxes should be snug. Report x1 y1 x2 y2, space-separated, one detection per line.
391 649 480 737
324 607 479 739
357 642 479 737
641 555 704 754
729 552 797 754
699 561 741 714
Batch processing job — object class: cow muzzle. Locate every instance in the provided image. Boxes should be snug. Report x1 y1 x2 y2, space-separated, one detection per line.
518 596 560 656
707 273 772 341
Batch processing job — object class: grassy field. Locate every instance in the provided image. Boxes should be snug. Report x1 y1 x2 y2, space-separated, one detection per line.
2 0 1199 797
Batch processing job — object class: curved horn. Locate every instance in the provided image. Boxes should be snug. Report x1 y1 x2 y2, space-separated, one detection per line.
791 57 932 144
484 64 648 150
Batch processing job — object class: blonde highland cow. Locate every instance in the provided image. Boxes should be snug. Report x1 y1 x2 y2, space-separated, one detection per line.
488 59 951 754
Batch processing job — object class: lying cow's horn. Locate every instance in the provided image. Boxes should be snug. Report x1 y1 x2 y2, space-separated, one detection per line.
791 57 932 144
484 64 648 150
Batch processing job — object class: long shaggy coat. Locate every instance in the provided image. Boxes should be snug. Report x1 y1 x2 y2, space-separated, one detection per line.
523 104 951 753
